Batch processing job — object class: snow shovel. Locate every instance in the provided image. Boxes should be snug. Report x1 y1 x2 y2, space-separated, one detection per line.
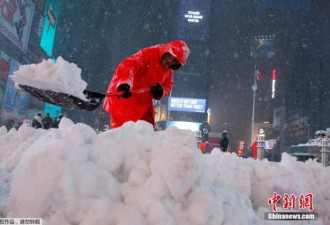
19 84 150 111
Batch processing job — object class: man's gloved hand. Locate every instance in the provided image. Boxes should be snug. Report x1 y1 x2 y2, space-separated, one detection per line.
117 84 131 98
150 83 163 100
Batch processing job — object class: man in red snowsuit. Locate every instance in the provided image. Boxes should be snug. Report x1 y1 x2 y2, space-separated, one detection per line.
103 40 190 129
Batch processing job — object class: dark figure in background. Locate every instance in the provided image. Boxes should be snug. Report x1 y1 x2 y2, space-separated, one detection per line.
42 113 53 129
199 121 211 142
51 114 63 128
219 131 229 152
268 138 282 162
32 113 43 129
242 148 254 158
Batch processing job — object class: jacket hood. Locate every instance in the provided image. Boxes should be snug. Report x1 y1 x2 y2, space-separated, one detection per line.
158 40 190 66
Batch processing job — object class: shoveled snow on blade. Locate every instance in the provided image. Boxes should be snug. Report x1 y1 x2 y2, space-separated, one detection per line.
11 57 87 100
0 119 329 225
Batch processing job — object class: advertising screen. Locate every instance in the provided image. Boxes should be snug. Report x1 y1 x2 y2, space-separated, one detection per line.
168 97 206 113
43 103 61 118
253 36 275 59
40 0 60 56
265 139 276 150
1 58 30 121
0 0 35 52
178 0 211 41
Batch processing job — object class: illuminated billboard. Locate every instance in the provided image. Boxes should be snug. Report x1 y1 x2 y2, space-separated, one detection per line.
265 139 276 150
178 0 211 41
1 58 30 122
40 0 60 56
168 97 206 113
44 103 61 118
0 0 35 52
252 35 275 59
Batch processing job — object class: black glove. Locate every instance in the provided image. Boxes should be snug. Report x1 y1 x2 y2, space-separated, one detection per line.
117 84 131 98
150 83 163 100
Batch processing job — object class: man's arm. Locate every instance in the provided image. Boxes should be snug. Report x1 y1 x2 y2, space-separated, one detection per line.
160 71 173 98
113 50 145 88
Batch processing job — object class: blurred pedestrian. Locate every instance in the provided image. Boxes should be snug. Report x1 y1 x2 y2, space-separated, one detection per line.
103 40 190 130
219 130 229 152
199 121 211 141
252 139 258 160
42 113 53 129
51 114 63 128
200 139 207 154
32 112 43 129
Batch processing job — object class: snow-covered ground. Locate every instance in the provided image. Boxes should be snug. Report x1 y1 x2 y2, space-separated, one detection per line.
0 119 329 225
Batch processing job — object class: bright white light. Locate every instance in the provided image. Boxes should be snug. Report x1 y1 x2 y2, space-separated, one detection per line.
168 121 202 132
259 128 265 134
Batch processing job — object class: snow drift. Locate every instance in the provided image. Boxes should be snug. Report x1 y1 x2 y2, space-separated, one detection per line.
0 119 329 225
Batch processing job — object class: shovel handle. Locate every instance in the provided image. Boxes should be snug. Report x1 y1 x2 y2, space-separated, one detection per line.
105 88 150 97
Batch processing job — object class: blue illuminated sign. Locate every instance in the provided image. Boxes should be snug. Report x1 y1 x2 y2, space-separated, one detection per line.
40 0 60 56
44 103 61 118
168 97 206 113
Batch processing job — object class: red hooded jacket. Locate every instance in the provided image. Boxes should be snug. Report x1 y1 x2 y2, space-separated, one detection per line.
103 40 190 125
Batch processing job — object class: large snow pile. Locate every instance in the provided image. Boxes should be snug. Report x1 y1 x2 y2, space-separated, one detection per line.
0 120 329 225
11 57 87 100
